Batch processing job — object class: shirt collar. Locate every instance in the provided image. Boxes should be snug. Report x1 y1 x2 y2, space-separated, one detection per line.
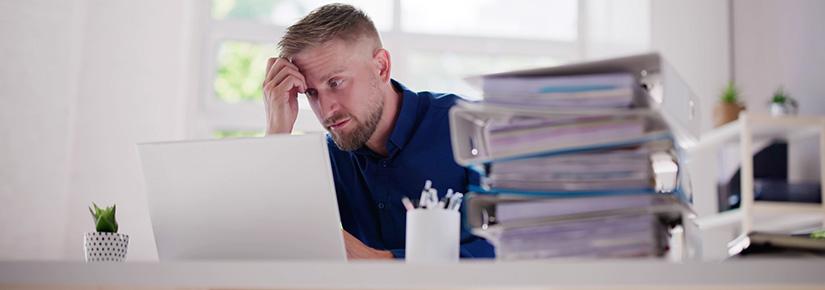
353 79 421 158
388 79 421 152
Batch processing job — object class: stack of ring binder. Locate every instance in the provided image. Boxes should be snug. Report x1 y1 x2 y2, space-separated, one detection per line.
451 53 696 260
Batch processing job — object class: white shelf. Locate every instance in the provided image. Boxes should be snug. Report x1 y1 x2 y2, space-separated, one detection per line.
682 112 825 260
737 113 825 235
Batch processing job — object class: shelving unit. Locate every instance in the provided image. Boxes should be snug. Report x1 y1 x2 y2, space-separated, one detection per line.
683 112 825 259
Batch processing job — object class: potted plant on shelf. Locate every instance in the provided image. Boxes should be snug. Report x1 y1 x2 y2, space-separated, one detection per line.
713 81 746 127
769 87 798 116
84 203 129 262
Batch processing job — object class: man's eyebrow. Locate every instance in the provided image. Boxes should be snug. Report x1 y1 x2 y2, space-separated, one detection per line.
318 67 347 83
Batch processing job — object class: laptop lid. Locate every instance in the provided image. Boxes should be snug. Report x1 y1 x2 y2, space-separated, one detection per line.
138 133 345 261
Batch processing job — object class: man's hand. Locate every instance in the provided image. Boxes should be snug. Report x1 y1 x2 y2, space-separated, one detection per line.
342 230 393 260
263 57 307 135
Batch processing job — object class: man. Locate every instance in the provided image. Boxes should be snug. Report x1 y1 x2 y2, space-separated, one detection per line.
263 4 494 259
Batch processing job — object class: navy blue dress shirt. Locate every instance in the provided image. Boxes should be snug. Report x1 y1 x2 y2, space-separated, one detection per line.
326 79 495 258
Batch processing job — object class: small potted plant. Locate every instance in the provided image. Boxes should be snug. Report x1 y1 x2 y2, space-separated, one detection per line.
713 81 746 127
84 203 129 262
769 87 798 116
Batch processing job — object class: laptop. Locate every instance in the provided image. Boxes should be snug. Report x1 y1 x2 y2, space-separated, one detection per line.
138 133 346 261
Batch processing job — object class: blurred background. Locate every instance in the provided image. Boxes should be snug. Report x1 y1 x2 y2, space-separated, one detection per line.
1 0 822 261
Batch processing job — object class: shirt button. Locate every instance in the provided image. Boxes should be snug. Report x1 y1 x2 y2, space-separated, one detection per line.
381 161 388 168
377 202 385 209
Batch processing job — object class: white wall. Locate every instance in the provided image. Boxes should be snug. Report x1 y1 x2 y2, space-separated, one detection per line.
651 0 732 135
652 0 823 183
0 0 86 260
584 0 651 59
1 0 197 260
60 0 198 261
733 0 825 182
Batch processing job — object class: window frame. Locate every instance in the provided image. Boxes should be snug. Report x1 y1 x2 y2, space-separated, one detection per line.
195 0 591 138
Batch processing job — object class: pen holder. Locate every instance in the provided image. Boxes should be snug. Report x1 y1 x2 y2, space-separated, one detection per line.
405 209 460 263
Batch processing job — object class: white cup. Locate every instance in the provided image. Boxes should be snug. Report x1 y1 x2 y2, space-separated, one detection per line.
405 209 460 263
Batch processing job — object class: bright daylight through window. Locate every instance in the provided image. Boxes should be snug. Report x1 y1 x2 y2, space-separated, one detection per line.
203 0 647 138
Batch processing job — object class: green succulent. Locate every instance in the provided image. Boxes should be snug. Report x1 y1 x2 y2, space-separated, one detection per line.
720 81 740 104
89 203 118 233
772 87 789 104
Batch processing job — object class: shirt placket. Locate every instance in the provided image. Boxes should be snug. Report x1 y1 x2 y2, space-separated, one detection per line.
376 157 396 244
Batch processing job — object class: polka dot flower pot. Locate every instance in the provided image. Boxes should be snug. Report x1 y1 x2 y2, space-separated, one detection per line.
84 232 129 262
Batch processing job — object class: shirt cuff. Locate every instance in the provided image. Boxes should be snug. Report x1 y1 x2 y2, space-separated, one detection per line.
388 248 405 259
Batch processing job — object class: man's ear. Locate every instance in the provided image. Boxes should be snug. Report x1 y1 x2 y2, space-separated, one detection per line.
373 48 391 83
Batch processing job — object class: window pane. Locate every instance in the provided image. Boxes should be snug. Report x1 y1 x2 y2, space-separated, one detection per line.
215 41 276 103
403 51 562 99
212 0 393 30
401 0 577 41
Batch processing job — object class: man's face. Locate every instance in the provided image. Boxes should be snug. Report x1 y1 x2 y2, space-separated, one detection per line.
292 38 385 151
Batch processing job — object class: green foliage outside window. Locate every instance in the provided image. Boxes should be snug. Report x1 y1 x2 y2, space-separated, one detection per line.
214 41 276 103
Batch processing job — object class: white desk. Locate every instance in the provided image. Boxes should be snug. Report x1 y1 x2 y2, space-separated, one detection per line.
1 259 824 289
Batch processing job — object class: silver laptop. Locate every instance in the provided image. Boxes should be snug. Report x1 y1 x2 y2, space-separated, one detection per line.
138 133 346 261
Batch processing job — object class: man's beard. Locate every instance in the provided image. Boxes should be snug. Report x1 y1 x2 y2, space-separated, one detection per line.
326 85 384 151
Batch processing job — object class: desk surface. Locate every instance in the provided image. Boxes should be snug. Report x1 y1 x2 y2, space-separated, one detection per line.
2 259 825 289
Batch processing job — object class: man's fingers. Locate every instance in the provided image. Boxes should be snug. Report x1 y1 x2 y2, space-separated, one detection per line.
282 75 307 95
265 59 306 92
265 57 288 83
265 58 282 83
264 74 305 97
266 57 276 76
269 66 306 93
264 57 277 83
265 57 303 84
265 75 306 102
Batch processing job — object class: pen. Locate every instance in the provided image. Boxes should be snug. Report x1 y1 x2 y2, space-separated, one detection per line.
424 188 438 209
438 189 453 209
401 197 415 211
418 180 432 208
447 192 464 211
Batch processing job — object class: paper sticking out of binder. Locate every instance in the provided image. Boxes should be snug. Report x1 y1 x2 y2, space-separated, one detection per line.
450 52 695 260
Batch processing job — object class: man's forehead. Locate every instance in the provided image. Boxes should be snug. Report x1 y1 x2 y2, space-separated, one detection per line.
292 41 353 81
297 63 348 85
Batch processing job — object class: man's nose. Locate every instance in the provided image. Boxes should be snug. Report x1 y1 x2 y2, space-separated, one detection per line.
318 92 341 119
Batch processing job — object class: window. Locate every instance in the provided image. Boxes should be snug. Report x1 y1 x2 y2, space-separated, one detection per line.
401 0 577 41
213 0 393 30
199 0 650 138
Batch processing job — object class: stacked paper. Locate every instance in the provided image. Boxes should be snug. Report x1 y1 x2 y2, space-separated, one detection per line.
486 115 647 158
487 146 655 192
481 72 636 108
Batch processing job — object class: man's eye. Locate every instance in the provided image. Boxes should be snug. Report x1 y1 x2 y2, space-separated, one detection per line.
305 88 318 98
329 79 343 89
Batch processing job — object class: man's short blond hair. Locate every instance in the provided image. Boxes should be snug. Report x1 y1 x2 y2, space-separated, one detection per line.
278 3 382 59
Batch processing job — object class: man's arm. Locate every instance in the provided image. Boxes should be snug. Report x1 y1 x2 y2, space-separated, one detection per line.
342 230 393 259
